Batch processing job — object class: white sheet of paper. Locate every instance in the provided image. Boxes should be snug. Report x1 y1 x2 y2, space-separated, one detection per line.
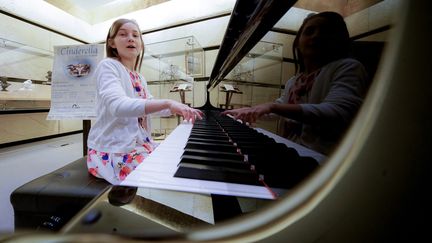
223 84 234 91
178 83 189 90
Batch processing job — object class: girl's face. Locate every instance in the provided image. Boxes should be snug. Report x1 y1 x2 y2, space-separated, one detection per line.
298 16 334 59
109 22 143 63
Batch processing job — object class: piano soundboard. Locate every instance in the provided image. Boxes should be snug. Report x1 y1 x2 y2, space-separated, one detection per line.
122 110 326 199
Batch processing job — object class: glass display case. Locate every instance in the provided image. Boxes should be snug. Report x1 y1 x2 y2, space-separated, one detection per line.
0 37 53 110
141 36 205 139
0 37 81 145
210 41 284 133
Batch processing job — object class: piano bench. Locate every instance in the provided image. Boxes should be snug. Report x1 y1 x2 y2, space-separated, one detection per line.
10 157 110 231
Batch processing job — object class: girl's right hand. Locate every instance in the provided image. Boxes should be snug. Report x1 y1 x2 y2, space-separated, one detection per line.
169 101 203 123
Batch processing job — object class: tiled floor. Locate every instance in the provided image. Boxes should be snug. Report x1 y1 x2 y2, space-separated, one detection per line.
0 134 84 233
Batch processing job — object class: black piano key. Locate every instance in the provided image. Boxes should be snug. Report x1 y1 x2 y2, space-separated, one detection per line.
185 141 238 153
193 124 220 129
180 155 250 170
192 126 221 131
189 133 229 140
234 139 276 147
250 142 289 151
223 128 255 134
191 130 223 135
174 163 260 186
238 143 288 155
183 148 243 161
187 137 232 145
190 130 226 136
228 133 272 141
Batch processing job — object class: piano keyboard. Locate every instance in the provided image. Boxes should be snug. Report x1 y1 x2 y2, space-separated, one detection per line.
122 110 326 199
174 110 320 189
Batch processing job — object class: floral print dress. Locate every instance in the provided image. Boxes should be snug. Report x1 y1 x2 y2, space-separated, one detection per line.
87 70 155 185
282 69 321 140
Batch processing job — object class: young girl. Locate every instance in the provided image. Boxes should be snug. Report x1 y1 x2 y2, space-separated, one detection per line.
222 12 368 155
87 19 203 184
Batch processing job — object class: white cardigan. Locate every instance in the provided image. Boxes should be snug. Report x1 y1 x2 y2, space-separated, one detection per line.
88 58 170 153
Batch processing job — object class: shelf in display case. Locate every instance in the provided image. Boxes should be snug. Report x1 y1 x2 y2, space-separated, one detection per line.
226 40 283 85
141 36 204 83
0 37 53 111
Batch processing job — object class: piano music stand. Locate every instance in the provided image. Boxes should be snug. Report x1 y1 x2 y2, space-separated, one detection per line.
220 84 242 109
170 83 192 106
170 83 192 124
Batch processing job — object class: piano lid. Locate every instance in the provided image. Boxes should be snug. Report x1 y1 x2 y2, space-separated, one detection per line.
207 0 297 91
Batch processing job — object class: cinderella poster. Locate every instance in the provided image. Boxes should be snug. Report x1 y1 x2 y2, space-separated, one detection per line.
47 44 104 120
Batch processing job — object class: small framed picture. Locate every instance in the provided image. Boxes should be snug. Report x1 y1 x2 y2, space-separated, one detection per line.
185 51 204 77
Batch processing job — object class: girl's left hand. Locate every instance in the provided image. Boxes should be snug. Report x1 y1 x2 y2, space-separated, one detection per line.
221 103 272 124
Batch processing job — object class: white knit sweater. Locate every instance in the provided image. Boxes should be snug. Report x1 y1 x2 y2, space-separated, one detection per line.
88 58 170 153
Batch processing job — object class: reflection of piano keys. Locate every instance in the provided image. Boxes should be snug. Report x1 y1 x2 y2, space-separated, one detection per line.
122 110 326 199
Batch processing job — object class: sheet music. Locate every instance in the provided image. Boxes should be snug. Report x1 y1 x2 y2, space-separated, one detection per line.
223 84 234 91
178 83 189 90
121 123 326 199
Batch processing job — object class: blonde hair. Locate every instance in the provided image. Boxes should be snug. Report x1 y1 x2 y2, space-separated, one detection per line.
106 18 144 71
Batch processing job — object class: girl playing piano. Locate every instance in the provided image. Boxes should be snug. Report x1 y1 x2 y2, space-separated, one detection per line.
87 19 203 184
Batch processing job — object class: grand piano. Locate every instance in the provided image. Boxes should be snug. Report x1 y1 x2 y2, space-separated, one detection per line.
8 0 431 242
11 0 324 233
112 0 324 227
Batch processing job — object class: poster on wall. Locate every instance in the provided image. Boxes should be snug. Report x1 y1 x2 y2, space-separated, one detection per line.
47 44 104 120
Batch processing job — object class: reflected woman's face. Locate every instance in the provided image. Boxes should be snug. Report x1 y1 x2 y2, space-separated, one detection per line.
298 17 335 60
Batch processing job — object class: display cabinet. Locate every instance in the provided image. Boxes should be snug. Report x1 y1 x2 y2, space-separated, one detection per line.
0 37 81 145
210 41 284 133
141 36 205 139
0 37 53 110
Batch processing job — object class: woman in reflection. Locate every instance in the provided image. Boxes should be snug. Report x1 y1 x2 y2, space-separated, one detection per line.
222 12 368 155
87 19 203 184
